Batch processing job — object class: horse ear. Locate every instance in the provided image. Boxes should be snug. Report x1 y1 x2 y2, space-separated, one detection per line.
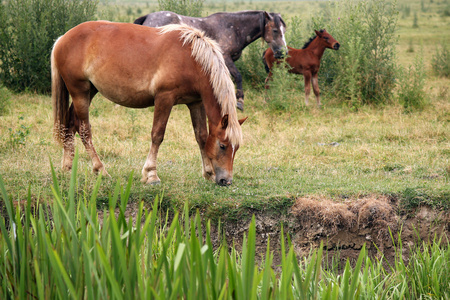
315 30 322 37
238 116 248 126
264 11 273 21
221 114 229 129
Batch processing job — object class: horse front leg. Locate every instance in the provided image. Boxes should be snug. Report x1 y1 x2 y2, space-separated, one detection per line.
225 57 244 111
312 73 321 106
187 102 215 182
303 72 312 106
141 95 173 185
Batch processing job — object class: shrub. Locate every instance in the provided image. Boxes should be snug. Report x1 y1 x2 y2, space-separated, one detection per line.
0 0 97 93
397 54 428 112
0 86 10 116
431 42 450 77
322 0 399 107
235 41 268 90
239 0 400 109
264 60 304 112
158 0 204 17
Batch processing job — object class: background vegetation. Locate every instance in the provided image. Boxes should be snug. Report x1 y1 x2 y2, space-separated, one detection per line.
0 0 97 93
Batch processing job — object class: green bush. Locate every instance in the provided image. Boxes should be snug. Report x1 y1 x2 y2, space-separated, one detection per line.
397 54 428 112
158 0 204 17
235 41 268 90
431 42 450 77
264 60 304 112
0 0 97 93
238 0 399 109
322 0 399 107
0 86 10 116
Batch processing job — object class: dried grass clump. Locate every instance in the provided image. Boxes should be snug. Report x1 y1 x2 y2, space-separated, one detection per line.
291 195 398 238
350 195 398 240
291 197 356 234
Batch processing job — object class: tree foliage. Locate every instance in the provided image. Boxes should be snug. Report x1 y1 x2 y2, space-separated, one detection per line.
0 0 97 93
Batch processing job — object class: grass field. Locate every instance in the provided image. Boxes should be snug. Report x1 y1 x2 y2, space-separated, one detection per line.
0 0 449 220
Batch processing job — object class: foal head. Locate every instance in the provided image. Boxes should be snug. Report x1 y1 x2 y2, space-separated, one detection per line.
263 12 287 59
205 115 247 186
315 29 340 50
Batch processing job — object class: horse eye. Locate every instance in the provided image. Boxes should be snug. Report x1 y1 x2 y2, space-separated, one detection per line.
219 144 226 150
273 29 278 34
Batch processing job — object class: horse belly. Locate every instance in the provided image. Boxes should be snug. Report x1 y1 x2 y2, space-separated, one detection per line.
89 71 157 108
98 87 155 108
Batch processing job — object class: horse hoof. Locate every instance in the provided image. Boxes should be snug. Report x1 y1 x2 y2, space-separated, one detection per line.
143 176 161 185
146 180 161 185
236 100 244 111
94 167 111 178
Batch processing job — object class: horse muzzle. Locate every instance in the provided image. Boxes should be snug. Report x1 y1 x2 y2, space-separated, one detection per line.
218 178 232 186
333 43 340 50
274 50 285 59
215 168 233 186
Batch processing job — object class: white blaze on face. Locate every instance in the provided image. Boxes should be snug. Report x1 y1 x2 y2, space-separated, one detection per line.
231 144 236 160
281 24 288 53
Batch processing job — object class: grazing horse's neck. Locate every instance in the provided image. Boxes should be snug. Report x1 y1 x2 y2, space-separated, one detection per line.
199 91 223 129
213 12 265 48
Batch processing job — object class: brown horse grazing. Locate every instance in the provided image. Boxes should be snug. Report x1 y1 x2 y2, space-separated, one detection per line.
263 29 340 106
52 21 247 186
134 11 287 111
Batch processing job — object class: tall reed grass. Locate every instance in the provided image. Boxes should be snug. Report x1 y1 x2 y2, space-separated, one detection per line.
0 153 449 299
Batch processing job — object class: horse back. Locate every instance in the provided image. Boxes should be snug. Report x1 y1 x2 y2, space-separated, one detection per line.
53 21 206 108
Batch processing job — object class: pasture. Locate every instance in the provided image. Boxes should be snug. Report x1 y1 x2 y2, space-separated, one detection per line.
0 0 449 294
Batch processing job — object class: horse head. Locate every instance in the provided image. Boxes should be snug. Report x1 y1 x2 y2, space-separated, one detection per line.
263 12 287 59
315 29 340 51
205 115 247 186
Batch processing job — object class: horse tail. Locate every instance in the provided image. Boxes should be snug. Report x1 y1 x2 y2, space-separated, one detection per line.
51 37 70 145
262 49 270 73
134 15 147 25
159 24 243 146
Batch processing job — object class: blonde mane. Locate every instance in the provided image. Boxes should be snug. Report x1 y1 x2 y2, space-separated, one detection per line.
159 24 243 146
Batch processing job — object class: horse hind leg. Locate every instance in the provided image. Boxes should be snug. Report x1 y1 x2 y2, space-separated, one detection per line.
303 72 312 106
312 74 321 106
71 91 109 177
60 104 76 171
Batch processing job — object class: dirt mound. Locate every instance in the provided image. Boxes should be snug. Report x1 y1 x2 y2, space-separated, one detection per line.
214 195 449 269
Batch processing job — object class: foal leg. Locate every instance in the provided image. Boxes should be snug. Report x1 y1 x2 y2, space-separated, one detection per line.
141 94 173 185
264 72 273 89
187 102 215 182
303 72 312 106
312 73 321 106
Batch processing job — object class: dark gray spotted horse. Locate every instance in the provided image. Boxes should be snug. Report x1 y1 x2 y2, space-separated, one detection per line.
134 10 287 111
